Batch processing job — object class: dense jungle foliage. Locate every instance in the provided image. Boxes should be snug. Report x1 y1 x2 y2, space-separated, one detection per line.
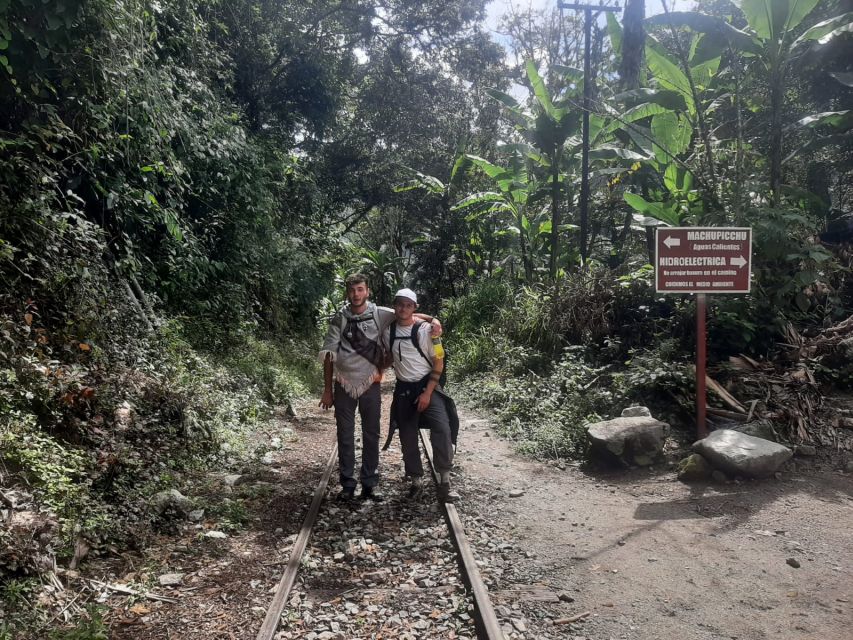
1 0 851 634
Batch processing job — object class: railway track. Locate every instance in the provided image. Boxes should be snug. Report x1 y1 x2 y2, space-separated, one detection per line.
256 431 503 640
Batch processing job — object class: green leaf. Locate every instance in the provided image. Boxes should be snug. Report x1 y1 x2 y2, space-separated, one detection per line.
498 143 550 166
651 112 692 162
624 192 651 213
792 12 853 47
552 64 584 82
829 71 853 88
624 193 681 226
646 11 761 55
451 191 506 211
604 102 670 136
449 154 471 183
526 60 558 119
794 111 853 132
465 155 507 180
589 145 649 161
486 88 523 112
607 11 623 55
816 20 853 45
613 88 688 112
393 180 425 193
645 38 695 113
738 0 820 42
164 211 183 242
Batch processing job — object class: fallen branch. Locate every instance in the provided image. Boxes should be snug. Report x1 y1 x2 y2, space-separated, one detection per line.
555 610 591 624
88 579 178 603
706 407 749 422
706 375 747 413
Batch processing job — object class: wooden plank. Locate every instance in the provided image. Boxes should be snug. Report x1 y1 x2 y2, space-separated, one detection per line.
256 444 337 640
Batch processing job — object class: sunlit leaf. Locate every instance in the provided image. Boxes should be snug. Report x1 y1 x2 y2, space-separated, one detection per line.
792 12 853 47
738 0 820 42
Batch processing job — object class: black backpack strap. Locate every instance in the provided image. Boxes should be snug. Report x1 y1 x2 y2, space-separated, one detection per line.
409 321 432 367
389 321 432 368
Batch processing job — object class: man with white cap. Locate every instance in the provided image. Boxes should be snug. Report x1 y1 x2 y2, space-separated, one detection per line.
318 274 440 502
384 287 457 503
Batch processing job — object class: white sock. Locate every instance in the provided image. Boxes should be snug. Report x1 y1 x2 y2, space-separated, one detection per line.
439 471 450 484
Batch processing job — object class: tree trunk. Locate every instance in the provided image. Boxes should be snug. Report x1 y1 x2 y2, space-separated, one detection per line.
769 61 785 207
620 0 645 90
550 148 563 279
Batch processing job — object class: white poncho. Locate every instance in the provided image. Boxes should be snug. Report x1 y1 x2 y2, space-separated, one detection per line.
318 302 394 399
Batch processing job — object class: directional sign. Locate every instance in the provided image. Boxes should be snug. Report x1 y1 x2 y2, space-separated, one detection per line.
655 227 752 293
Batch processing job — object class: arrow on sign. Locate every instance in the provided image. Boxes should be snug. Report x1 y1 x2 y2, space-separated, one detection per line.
663 236 681 249
730 255 747 268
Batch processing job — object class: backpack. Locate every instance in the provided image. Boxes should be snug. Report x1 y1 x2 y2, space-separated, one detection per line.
339 305 391 370
389 320 447 388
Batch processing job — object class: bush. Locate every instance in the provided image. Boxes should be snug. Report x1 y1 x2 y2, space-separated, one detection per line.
454 347 614 459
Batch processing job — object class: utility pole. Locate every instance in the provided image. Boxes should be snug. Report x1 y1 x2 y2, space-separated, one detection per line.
558 2 620 266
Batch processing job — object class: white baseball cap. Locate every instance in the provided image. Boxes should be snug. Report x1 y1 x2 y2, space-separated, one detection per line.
394 288 418 303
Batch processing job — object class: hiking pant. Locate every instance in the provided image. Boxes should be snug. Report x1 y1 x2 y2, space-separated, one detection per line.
334 382 381 489
395 388 454 477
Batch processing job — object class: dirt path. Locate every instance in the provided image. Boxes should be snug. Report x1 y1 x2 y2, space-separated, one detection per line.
74 388 853 639
453 408 853 640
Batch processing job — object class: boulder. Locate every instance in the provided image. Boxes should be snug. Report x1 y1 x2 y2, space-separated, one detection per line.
693 429 792 479
677 453 713 481
149 489 193 518
586 416 670 466
621 406 652 418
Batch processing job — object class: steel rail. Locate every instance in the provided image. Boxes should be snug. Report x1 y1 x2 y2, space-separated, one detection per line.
256 443 338 640
420 432 504 640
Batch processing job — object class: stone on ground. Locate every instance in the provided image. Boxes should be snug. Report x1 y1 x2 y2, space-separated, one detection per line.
621 406 652 418
586 415 670 466
149 489 192 518
693 429 792 478
677 453 713 481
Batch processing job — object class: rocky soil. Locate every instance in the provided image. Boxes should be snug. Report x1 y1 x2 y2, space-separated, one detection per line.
35 382 853 639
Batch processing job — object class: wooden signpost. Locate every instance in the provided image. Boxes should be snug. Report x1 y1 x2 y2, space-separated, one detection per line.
655 227 752 438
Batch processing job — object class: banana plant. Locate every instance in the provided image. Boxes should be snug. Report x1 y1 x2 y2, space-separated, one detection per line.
452 153 539 282
648 1 853 206
607 11 731 219
392 151 473 286
487 61 581 278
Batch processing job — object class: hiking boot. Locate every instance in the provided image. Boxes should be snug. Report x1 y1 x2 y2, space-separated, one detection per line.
406 481 424 501
336 487 356 502
437 482 457 503
359 485 384 502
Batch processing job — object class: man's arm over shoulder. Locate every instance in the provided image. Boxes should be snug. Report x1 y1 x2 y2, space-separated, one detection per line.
376 306 395 330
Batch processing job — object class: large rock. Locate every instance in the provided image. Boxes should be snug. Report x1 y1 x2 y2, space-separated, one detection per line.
586 416 670 466
149 489 193 518
693 429 792 478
